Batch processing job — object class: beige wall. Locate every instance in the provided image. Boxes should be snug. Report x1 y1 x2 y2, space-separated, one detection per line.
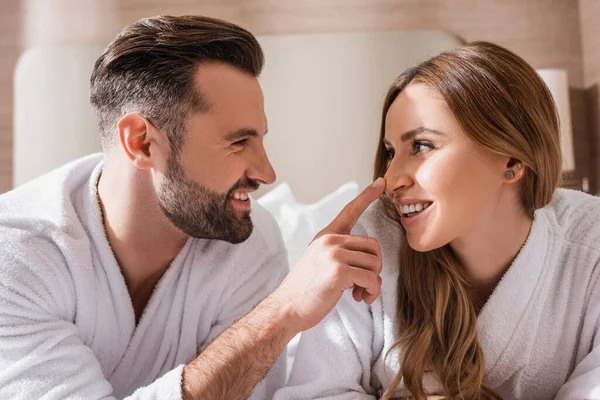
0 0 593 192
1 0 21 192
580 0 600 193
580 0 600 87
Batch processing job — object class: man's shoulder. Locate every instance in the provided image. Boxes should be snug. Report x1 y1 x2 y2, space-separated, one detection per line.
0 154 102 222
0 155 101 304
0 155 100 252
0 228 61 268
0 228 75 309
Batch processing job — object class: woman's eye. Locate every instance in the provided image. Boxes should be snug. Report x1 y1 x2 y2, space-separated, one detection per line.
385 148 395 161
412 140 433 154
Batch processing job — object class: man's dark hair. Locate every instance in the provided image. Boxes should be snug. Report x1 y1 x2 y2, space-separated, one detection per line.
90 15 264 153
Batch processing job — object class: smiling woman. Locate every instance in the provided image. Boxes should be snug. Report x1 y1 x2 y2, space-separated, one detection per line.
373 41 561 400
277 41 600 400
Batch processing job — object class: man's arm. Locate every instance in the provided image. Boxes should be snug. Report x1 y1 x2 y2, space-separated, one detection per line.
181 178 386 399
182 293 295 399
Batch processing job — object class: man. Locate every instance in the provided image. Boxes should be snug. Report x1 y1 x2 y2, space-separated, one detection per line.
0 15 385 399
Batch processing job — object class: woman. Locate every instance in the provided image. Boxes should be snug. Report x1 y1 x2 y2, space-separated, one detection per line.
274 42 600 399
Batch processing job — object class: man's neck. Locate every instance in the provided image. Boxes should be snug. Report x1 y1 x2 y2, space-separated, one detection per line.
97 155 189 321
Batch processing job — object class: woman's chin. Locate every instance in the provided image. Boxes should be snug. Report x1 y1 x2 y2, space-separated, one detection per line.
406 234 444 252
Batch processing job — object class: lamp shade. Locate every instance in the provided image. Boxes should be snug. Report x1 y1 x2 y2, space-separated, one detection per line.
536 68 575 172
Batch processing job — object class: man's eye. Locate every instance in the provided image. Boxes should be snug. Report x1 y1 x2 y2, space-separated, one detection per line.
232 138 248 147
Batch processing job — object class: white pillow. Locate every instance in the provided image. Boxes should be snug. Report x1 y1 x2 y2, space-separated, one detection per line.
257 181 360 268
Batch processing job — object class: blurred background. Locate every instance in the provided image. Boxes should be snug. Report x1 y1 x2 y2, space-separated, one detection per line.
1 0 599 196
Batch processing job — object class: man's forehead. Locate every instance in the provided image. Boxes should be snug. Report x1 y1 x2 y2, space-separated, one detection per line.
193 62 262 101
187 103 268 140
188 63 266 134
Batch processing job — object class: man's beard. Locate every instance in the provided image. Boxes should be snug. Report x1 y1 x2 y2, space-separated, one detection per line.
157 155 259 244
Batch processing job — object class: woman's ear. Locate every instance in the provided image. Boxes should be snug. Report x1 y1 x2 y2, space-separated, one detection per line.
504 157 525 182
117 113 168 170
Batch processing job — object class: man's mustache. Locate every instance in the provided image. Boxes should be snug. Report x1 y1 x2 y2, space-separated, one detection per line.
228 178 260 195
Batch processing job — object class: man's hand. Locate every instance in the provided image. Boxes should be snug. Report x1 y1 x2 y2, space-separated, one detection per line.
268 177 386 333
182 178 386 400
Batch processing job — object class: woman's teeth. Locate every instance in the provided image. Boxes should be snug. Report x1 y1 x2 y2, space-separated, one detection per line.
400 202 432 217
233 192 249 201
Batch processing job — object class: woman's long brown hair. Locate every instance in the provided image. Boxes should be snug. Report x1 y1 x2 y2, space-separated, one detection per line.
376 42 562 400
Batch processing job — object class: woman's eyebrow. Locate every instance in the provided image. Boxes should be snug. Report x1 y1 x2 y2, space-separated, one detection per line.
400 127 445 142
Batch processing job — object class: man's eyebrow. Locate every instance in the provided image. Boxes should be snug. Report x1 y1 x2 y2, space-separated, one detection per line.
224 128 268 142
400 127 445 142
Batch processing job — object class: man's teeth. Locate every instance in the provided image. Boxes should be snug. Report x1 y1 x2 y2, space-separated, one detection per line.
400 202 432 215
233 192 249 201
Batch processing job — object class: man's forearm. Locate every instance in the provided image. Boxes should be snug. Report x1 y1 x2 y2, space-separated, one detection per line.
181 295 297 400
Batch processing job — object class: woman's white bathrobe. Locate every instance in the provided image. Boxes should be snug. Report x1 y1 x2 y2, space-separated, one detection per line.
276 188 600 400
0 154 288 399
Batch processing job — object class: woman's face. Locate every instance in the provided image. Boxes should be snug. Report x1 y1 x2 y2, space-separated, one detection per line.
383 83 510 251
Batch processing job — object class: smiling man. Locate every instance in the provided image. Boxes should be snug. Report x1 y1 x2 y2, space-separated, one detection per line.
0 15 385 400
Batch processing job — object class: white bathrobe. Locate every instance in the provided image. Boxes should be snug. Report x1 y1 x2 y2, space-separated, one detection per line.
0 154 288 399
275 188 600 400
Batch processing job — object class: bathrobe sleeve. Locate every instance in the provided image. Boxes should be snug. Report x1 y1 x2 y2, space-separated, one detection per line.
273 288 378 399
554 259 600 400
201 224 290 400
0 237 185 400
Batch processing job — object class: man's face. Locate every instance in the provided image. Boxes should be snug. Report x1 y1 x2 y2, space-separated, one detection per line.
156 62 275 244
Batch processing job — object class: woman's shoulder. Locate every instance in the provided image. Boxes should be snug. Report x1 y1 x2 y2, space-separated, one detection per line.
543 188 600 252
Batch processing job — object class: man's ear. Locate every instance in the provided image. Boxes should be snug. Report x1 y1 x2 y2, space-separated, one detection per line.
117 113 168 170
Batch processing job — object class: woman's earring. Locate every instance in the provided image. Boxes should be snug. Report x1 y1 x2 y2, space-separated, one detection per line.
505 170 515 180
